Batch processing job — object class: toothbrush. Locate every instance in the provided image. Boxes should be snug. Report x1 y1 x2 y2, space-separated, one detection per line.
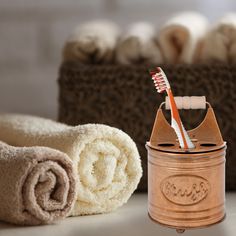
150 67 195 149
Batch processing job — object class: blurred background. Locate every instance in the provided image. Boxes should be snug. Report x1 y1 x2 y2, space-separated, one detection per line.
0 0 236 119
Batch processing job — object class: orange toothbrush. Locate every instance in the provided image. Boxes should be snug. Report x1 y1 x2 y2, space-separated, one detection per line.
150 67 195 149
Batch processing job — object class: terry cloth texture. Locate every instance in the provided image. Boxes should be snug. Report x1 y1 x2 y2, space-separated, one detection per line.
116 22 163 65
158 12 208 63
0 114 142 216
200 13 236 63
63 20 120 64
58 62 236 192
0 141 76 225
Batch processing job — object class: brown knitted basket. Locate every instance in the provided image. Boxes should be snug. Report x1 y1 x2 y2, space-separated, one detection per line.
58 62 236 192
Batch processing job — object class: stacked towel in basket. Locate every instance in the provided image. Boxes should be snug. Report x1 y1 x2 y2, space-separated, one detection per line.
63 12 236 65
0 114 142 225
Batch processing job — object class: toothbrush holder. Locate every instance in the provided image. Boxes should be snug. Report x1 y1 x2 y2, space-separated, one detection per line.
146 96 226 233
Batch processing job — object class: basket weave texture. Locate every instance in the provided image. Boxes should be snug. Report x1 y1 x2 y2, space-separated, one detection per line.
58 62 236 191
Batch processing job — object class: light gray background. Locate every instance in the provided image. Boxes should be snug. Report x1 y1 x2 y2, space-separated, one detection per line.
0 0 235 119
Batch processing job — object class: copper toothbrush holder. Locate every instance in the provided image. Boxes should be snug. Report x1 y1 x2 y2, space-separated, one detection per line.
146 97 226 233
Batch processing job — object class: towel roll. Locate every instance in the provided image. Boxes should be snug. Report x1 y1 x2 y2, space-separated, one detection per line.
0 114 142 216
0 141 76 225
200 13 236 63
158 12 209 63
116 22 163 64
63 20 120 64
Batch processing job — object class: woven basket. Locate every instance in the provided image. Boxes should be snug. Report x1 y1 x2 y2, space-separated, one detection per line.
58 62 236 192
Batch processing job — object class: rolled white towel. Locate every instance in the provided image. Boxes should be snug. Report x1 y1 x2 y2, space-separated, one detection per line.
158 12 209 64
63 20 120 64
0 114 142 216
116 22 163 65
200 13 236 63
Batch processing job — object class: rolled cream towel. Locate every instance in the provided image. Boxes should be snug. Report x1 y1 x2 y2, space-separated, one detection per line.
116 22 163 64
0 141 76 225
158 12 209 63
200 13 236 63
63 20 120 63
0 114 142 216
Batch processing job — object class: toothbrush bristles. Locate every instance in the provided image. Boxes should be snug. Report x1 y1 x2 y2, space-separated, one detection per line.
150 68 167 93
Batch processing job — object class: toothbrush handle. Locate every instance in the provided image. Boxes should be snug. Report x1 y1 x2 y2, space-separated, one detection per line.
167 89 195 149
171 118 195 149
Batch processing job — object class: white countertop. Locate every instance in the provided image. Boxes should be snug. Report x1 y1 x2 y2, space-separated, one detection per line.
0 193 236 236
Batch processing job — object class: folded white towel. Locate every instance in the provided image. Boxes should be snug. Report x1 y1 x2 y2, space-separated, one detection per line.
0 114 142 216
200 13 236 63
116 22 163 64
158 12 209 64
63 20 120 63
